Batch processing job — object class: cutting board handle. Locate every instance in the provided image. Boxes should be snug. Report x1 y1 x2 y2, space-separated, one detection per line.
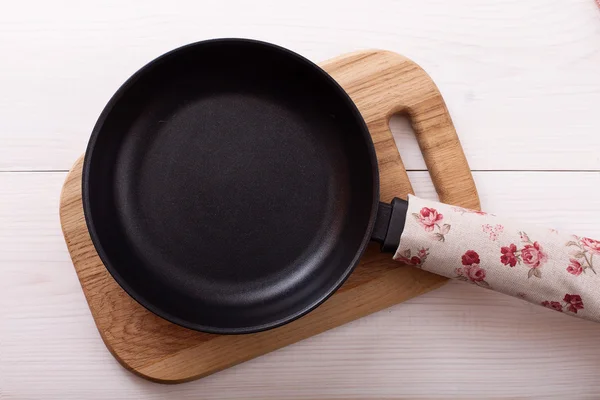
386 55 477 206
324 50 479 209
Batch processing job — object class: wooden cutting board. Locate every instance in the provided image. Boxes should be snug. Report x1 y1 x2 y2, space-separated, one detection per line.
59 50 480 383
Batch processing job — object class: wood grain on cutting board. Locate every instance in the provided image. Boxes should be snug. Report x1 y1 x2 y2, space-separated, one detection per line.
59 50 479 383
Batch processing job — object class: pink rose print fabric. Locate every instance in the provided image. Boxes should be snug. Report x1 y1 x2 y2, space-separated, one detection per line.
454 250 490 288
566 236 598 275
414 207 442 232
541 294 584 314
395 195 600 324
499 233 548 278
566 259 583 276
482 224 503 241
394 247 430 267
412 207 451 241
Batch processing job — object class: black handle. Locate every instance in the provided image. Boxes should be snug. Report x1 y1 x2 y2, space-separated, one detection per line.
371 197 409 253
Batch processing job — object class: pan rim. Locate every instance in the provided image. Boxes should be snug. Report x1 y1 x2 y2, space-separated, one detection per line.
82 38 380 334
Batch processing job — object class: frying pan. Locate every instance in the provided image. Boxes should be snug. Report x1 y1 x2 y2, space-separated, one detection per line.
83 39 393 334
84 39 600 334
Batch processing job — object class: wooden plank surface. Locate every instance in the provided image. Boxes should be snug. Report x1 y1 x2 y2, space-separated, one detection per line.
3 171 600 398
58 50 478 382
1 0 599 171
2 0 600 398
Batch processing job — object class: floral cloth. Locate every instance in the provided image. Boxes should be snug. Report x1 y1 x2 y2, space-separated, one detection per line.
394 194 599 323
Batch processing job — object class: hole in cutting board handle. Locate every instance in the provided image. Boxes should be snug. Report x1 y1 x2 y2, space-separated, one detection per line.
389 114 440 201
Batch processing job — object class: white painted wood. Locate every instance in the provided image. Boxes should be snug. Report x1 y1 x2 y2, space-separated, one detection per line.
0 0 600 171
2 0 600 397
2 171 600 399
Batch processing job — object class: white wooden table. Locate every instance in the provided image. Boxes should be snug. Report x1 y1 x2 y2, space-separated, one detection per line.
2 0 600 398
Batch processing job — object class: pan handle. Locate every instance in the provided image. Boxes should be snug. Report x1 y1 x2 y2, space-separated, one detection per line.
380 194 600 325
371 199 408 252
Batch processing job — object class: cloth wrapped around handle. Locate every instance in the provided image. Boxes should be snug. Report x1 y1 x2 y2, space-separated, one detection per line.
395 195 599 322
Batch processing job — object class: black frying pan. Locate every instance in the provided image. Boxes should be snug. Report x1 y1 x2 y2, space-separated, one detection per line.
83 39 406 334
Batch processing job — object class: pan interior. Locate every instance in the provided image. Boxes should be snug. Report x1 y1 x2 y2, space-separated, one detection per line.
84 40 377 333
